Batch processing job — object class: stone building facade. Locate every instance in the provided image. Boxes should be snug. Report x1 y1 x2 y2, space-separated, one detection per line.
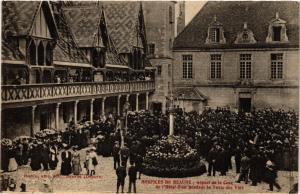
1 1 155 138
173 1 299 112
142 1 177 113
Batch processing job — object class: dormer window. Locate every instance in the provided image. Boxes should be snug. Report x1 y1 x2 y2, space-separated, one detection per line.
206 15 226 44
91 48 105 68
235 22 256 44
266 12 289 43
211 28 220 43
273 26 281 41
28 39 53 66
242 33 248 40
27 5 54 66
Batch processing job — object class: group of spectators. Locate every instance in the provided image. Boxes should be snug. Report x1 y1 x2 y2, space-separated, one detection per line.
122 107 298 191
1 107 298 192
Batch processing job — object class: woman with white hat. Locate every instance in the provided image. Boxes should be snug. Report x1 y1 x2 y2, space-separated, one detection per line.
85 147 98 176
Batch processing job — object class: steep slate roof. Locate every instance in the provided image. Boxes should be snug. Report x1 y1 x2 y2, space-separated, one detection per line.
103 1 145 53
63 4 126 66
63 6 104 48
2 40 25 61
2 1 58 38
2 1 40 37
174 1 299 50
52 3 89 64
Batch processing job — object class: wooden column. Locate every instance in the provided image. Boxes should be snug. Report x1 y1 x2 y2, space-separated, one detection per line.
74 100 79 124
31 105 37 136
90 99 94 122
55 103 61 130
136 93 139 111
146 92 149 110
101 97 106 116
117 95 121 116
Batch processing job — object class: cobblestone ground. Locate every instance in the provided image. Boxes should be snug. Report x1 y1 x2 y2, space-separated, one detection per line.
2 148 298 194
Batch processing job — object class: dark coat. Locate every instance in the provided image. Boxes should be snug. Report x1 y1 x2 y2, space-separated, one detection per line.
128 165 137 181
40 146 50 164
61 151 72 175
30 147 41 171
116 166 127 180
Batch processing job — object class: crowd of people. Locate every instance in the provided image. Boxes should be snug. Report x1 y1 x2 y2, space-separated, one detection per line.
1 107 298 192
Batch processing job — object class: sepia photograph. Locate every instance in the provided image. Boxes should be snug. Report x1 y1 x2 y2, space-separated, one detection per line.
0 1 298 193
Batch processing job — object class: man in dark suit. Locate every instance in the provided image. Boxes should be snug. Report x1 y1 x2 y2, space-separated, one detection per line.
40 143 50 171
207 145 217 176
116 162 127 193
128 161 137 193
113 142 120 169
120 144 130 165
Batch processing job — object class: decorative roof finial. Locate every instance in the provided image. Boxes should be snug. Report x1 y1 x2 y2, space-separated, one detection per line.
276 12 279 19
214 15 217 22
243 22 247 29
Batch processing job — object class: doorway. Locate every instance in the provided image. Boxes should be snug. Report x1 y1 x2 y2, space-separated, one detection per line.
152 102 162 113
239 98 251 112
40 112 51 130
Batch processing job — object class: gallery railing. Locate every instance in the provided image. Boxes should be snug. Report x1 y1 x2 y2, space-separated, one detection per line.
2 80 155 103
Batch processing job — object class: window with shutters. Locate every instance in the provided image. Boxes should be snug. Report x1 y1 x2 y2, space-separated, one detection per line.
210 28 220 43
240 54 252 79
271 53 283 79
182 55 193 79
205 15 226 44
266 12 289 43
210 54 222 79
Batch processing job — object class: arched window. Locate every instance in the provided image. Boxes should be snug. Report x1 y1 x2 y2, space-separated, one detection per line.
169 6 173 24
38 42 44 66
133 50 138 69
92 49 105 68
29 41 36 65
92 49 99 67
99 51 105 68
137 50 142 69
46 42 52 66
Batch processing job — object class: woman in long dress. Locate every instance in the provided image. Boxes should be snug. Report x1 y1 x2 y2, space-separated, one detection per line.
30 144 41 171
72 147 82 175
49 144 58 170
60 147 72 175
85 148 98 176
8 146 18 172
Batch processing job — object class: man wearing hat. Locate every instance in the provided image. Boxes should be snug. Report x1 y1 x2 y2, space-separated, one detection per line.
40 143 50 171
30 143 41 171
128 161 137 193
116 161 127 193
207 145 217 176
112 141 120 170
120 143 130 165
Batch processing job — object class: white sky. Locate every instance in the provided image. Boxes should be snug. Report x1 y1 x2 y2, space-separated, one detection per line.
185 1 206 25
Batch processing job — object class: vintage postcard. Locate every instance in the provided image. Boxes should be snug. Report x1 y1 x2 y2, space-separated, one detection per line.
0 1 298 193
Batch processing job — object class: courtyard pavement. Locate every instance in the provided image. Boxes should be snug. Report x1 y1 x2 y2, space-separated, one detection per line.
2 148 298 194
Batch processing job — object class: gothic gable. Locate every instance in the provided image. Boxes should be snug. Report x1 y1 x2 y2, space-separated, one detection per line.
31 7 52 39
